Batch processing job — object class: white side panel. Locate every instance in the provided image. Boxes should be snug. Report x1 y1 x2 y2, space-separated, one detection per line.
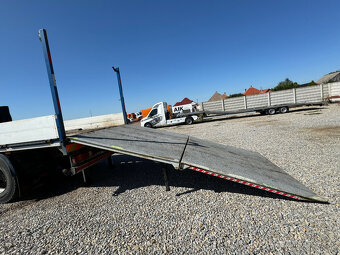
329 82 340 102
0 115 59 145
330 82 340 96
64 113 124 132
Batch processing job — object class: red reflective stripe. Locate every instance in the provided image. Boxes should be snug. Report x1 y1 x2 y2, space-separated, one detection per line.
56 98 61 112
48 51 53 66
189 166 301 200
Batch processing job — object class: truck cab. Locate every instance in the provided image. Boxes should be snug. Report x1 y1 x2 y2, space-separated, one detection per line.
140 102 198 128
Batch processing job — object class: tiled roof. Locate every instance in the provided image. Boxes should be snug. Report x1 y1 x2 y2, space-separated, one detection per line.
174 97 193 106
243 86 261 96
244 86 271 96
208 92 228 101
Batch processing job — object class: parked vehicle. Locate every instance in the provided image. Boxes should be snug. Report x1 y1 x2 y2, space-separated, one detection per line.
140 108 152 119
199 83 340 117
140 102 199 128
172 103 197 117
127 112 140 122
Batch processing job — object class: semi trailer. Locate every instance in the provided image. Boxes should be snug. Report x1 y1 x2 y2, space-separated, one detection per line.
0 29 327 204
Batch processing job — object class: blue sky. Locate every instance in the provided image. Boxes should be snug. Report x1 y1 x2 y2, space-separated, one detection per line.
1 0 339 120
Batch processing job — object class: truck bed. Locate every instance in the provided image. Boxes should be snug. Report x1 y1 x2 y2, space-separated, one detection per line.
0 113 124 152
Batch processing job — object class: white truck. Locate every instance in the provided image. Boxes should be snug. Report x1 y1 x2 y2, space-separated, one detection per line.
140 102 199 128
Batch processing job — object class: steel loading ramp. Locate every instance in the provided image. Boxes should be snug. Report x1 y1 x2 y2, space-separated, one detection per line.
68 125 326 202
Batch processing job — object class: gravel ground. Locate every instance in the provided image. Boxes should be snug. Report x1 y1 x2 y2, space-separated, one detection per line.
0 105 339 254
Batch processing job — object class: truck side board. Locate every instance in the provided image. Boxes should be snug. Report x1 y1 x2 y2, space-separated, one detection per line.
0 115 59 146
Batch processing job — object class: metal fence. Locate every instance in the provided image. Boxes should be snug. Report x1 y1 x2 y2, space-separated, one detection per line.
200 82 340 112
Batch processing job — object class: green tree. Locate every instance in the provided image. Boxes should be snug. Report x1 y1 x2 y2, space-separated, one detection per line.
307 80 317 86
228 93 244 98
272 78 299 91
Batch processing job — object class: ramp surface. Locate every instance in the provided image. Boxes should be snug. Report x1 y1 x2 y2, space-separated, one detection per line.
69 125 188 166
182 137 326 202
69 125 326 202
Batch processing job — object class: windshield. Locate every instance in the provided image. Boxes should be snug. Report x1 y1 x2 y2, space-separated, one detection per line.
148 108 158 117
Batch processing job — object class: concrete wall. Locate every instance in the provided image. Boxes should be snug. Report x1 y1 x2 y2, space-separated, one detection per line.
201 83 340 112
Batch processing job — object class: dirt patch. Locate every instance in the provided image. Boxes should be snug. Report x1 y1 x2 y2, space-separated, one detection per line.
305 126 340 138
247 119 287 127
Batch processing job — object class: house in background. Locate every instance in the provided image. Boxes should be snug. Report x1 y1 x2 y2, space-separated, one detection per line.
173 97 194 106
243 86 271 96
208 91 228 102
317 71 340 84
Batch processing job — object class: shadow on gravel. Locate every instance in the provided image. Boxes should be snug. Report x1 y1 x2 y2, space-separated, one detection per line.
14 153 321 204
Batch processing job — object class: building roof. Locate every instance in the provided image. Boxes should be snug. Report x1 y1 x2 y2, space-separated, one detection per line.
244 86 271 96
173 97 193 106
243 86 261 96
316 71 340 84
208 92 228 102
260 88 272 93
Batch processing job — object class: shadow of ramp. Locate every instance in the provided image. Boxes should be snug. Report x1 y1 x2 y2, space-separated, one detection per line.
14 153 322 204
88 154 298 201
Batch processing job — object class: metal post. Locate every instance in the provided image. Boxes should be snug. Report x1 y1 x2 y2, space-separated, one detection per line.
320 84 324 100
268 93 271 106
162 164 170 191
221 99 225 111
112 67 128 124
293 88 297 104
244 96 247 109
38 29 67 154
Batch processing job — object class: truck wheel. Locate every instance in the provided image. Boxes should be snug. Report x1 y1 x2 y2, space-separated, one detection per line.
144 122 152 128
0 154 19 203
279 106 289 113
267 108 276 115
185 117 194 125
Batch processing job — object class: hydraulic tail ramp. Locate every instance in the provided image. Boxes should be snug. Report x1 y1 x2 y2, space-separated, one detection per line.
68 125 327 202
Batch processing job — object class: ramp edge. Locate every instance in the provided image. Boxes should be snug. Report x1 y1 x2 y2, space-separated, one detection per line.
189 167 327 202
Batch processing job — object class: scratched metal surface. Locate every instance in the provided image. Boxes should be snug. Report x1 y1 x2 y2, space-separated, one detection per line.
69 125 188 166
181 136 325 201
69 125 325 202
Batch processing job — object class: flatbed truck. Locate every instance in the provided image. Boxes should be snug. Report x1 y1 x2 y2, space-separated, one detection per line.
0 29 327 204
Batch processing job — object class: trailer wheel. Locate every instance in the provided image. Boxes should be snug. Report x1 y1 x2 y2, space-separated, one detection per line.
0 154 19 203
279 106 289 113
185 117 194 125
144 122 152 128
267 108 276 115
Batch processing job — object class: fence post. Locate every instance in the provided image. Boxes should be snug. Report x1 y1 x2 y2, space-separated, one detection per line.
221 99 225 111
267 93 271 106
243 96 247 109
293 88 297 104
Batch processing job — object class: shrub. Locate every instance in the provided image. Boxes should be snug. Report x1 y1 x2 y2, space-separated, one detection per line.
272 78 299 91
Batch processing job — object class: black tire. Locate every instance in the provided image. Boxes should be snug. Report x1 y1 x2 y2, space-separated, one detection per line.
144 122 152 128
267 108 276 115
0 154 19 203
185 117 194 125
279 106 289 113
